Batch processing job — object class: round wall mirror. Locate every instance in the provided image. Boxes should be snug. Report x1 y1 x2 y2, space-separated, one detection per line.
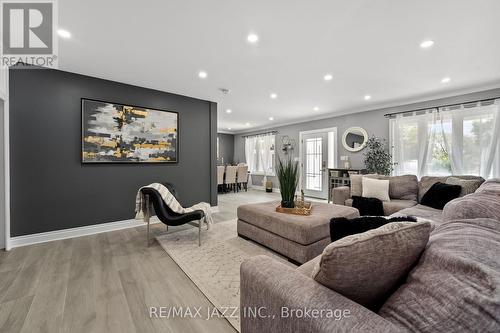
342 127 368 152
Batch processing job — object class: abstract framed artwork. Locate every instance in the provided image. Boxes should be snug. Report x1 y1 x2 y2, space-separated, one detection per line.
82 99 178 163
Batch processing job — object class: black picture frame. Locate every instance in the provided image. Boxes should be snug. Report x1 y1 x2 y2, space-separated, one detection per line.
81 98 179 164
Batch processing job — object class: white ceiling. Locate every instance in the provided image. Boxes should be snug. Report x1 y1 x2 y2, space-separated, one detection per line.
58 0 500 133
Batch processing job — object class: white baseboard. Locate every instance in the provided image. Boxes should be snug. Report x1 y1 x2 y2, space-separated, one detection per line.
9 206 220 249
9 217 161 249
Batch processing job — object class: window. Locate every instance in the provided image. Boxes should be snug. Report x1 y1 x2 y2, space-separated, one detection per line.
244 133 276 175
390 99 500 178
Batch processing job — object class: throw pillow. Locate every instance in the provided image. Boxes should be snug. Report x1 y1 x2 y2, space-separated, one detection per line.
420 182 462 210
350 174 378 197
362 177 390 201
312 221 431 311
351 196 384 216
330 216 417 242
445 177 483 197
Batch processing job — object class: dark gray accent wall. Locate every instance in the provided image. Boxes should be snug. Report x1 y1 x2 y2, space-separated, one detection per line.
235 88 500 188
217 133 234 165
10 67 217 237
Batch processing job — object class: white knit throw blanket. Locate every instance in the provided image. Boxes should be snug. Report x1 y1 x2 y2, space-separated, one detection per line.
135 183 212 226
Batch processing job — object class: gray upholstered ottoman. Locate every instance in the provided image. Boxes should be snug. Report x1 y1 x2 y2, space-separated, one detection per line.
237 201 359 264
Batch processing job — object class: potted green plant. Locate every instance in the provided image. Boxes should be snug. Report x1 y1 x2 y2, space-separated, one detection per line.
276 156 299 208
363 136 395 175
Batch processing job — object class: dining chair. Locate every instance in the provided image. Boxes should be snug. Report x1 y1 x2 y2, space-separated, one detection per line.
217 165 225 193
225 166 238 193
237 165 249 191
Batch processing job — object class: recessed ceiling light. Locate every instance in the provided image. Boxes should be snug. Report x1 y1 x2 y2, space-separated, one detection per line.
247 33 259 43
226 109 232 114
441 77 451 83
270 93 277 99
420 40 434 49
228 127 232 130
313 106 319 111
269 117 274 121
198 71 207 79
364 95 372 100
245 122 250 126
57 29 71 39
324 74 333 81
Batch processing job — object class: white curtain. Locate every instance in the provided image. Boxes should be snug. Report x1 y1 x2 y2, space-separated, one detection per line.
259 134 274 176
390 109 437 178
482 99 500 177
390 99 500 178
244 133 275 175
244 136 257 172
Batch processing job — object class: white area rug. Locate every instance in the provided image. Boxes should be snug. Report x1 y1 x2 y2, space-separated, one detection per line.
156 219 292 331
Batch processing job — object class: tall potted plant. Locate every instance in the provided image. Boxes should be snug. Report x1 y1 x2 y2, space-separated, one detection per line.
363 136 394 175
276 156 299 208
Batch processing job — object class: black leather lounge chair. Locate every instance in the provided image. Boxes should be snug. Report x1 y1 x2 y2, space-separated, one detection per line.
140 183 205 246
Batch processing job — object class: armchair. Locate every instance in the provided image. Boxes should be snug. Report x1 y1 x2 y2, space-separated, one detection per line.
140 182 205 246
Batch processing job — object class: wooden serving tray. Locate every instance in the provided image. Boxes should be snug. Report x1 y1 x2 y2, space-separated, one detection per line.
276 201 313 216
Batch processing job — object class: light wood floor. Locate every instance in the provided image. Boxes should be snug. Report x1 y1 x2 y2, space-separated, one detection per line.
0 189 280 333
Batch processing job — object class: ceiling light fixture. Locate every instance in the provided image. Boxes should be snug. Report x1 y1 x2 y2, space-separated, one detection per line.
198 71 207 79
270 93 277 99
269 117 274 121
364 95 372 100
247 33 259 43
324 74 333 81
226 109 232 114
245 122 250 126
228 127 232 130
313 106 319 111
441 77 451 83
420 40 434 49
57 29 71 38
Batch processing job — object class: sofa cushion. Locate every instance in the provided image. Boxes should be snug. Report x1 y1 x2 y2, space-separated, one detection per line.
378 175 418 201
445 177 484 197
442 192 500 221
476 178 500 196
351 174 418 201
418 175 485 202
382 199 418 216
362 177 390 202
379 218 500 333
345 198 417 216
394 204 443 223
420 182 462 210
311 221 431 311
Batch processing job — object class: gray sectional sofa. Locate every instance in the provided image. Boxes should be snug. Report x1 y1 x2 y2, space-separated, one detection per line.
332 174 485 221
240 179 500 332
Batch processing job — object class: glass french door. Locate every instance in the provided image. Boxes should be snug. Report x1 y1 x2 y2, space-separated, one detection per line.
301 132 328 199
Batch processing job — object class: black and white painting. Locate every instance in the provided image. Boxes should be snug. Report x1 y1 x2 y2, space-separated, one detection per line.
82 99 178 163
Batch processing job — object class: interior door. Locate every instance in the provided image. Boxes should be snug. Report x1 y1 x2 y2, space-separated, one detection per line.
301 132 328 199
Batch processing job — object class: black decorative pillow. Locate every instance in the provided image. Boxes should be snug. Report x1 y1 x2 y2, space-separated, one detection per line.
420 182 462 210
352 196 385 216
330 216 417 242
